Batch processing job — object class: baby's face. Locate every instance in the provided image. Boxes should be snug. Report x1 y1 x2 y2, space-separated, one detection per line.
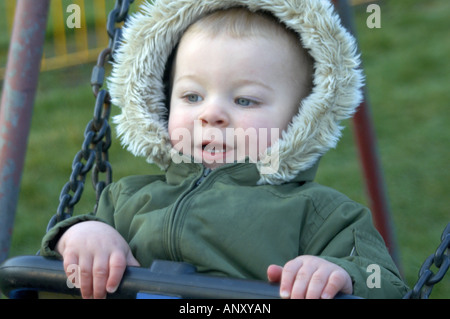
168 31 309 169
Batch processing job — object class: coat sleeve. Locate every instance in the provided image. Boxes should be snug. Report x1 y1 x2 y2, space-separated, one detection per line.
39 174 162 258
302 200 409 299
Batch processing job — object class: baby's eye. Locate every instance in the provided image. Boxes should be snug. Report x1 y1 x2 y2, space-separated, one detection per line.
184 94 202 103
235 97 257 107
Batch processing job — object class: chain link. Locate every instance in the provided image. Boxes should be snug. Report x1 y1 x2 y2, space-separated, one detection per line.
107 0 134 60
404 223 450 299
45 0 133 232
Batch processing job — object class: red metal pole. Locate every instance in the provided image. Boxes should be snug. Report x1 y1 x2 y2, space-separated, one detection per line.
353 98 399 257
331 0 400 267
0 0 50 263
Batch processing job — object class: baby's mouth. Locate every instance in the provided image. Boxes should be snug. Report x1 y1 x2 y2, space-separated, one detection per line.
202 142 227 154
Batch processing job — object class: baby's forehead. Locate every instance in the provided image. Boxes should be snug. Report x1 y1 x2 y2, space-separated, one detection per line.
177 25 313 84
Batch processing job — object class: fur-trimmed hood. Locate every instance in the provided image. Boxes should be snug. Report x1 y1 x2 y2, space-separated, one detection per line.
108 0 364 185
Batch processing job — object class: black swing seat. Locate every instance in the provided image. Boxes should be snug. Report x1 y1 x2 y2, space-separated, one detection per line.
0 255 360 299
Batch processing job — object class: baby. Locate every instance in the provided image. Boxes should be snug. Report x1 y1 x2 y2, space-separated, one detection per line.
42 0 408 299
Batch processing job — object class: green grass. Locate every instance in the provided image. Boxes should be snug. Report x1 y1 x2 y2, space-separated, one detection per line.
2 0 449 298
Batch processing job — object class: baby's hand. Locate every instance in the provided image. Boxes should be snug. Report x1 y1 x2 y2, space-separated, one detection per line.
56 221 140 299
267 255 352 299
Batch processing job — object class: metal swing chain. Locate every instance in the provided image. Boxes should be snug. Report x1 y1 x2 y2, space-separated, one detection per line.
46 0 134 232
404 223 450 299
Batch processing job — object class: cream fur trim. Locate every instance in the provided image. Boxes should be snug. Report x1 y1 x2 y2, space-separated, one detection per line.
108 0 364 185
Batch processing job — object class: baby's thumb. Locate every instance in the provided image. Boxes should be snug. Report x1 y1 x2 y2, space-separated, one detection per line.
126 253 140 267
267 264 283 283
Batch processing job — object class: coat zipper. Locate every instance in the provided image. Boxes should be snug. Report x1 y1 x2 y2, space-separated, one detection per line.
165 166 213 261
195 167 212 186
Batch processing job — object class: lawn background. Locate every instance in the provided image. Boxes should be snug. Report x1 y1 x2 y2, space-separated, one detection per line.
1 0 449 298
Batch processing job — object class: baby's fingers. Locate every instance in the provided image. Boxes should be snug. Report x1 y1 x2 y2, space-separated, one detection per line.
320 269 353 299
105 252 127 294
289 264 317 299
78 255 94 299
304 268 330 299
279 258 306 299
63 252 79 289
92 254 111 299
267 264 283 283
105 251 140 295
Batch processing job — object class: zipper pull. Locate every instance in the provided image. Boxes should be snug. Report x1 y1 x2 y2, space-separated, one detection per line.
195 167 212 186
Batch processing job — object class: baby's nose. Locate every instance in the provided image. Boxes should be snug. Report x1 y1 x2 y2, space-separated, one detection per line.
198 102 230 127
